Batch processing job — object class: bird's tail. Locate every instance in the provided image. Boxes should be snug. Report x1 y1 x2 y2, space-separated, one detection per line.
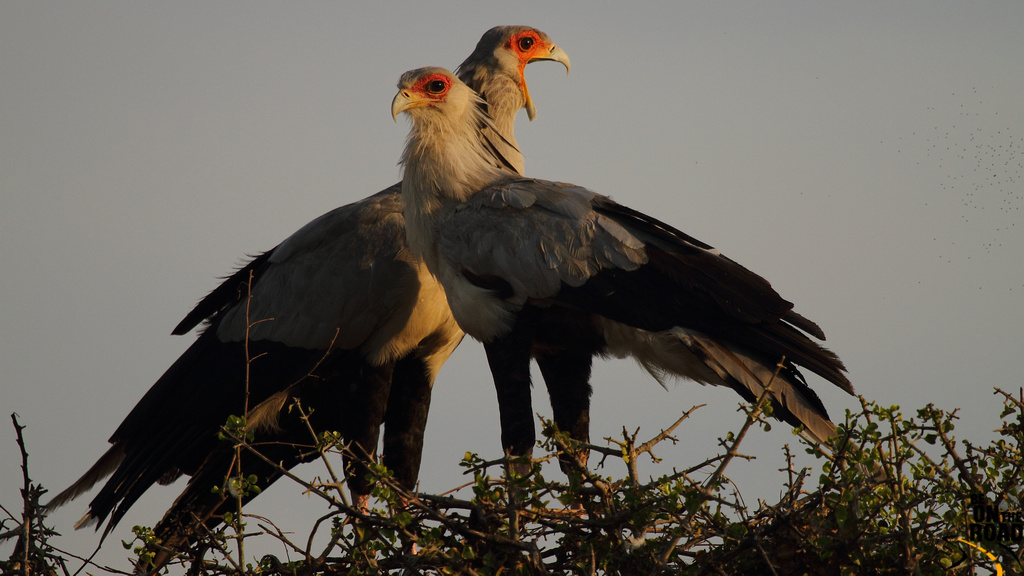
44 444 126 516
599 320 836 443
668 327 836 442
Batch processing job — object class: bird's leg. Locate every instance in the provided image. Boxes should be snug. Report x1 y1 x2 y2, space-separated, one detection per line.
484 325 536 465
382 355 433 554
343 363 395 511
483 323 536 517
382 356 433 492
535 348 593 516
535 350 593 475
484 325 535 541
531 309 600 476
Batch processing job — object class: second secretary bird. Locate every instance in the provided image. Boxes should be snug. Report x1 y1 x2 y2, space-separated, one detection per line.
392 67 852 472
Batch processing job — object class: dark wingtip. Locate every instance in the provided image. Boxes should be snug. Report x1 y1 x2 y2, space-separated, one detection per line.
785 309 827 341
170 319 192 336
172 251 273 336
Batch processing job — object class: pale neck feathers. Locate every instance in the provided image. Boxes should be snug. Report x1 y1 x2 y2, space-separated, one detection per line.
455 26 533 175
399 79 512 264
458 65 524 174
400 85 510 210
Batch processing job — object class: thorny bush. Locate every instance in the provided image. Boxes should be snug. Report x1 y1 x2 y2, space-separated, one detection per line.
4 388 1023 575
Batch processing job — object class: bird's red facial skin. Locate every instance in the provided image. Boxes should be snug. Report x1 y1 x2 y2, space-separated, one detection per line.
412 73 452 100
509 30 547 68
508 29 547 90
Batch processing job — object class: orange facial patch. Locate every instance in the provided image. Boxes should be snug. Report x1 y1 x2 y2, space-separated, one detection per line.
412 73 453 99
509 30 543 64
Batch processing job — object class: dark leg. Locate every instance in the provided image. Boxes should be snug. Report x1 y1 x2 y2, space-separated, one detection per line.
483 325 536 460
483 323 536 540
381 355 434 554
343 363 395 505
531 309 603 475
535 350 593 473
382 356 432 491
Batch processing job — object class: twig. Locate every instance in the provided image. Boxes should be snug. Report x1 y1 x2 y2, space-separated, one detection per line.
12 413 32 576
235 270 261 569
703 357 786 494
293 397 348 503
636 405 703 455
647 357 786 576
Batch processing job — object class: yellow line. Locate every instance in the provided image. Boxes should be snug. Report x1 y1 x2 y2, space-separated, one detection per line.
957 538 1003 576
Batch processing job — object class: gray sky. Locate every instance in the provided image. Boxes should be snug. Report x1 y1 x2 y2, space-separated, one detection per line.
3 2 1022 571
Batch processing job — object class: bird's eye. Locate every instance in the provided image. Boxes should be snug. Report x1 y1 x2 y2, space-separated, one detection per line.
517 35 535 52
427 80 447 94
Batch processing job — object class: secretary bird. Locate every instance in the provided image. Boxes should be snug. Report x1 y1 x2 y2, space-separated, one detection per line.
45 28 569 568
392 67 853 473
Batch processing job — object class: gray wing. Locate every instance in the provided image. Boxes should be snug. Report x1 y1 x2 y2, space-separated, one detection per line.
439 177 849 392
438 178 649 304
438 177 771 318
196 185 422 353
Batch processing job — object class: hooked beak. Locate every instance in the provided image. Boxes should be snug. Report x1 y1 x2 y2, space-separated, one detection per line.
523 44 570 121
538 44 571 75
391 89 429 122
